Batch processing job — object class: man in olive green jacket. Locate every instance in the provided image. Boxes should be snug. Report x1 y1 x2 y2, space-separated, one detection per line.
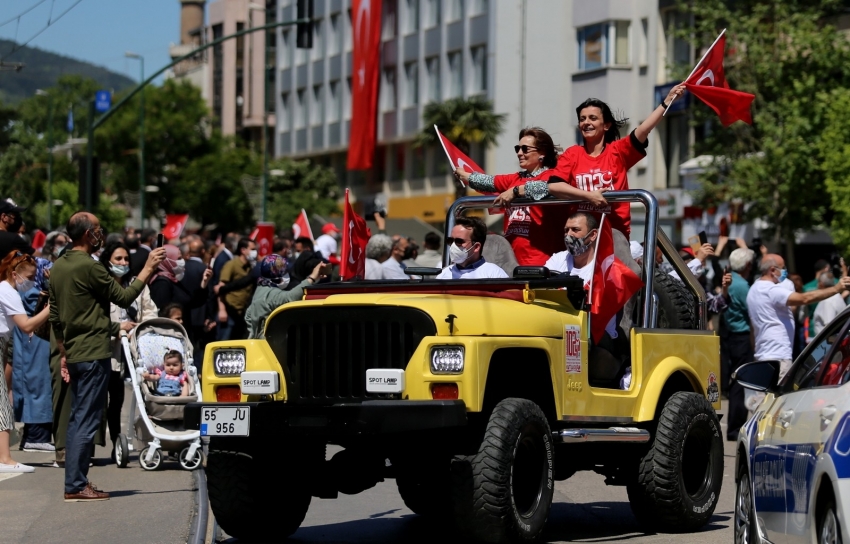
49 212 164 502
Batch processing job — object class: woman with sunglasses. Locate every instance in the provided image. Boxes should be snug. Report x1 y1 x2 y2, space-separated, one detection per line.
0 251 50 473
455 127 608 266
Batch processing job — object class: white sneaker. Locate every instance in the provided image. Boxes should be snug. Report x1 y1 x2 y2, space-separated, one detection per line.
21 442 56 453
0 462 35 473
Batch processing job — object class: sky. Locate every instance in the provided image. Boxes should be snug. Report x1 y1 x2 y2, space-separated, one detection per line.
0 0 184 84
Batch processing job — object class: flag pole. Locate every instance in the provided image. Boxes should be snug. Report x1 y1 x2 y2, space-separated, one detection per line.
435 125 468 187
663 28 726 116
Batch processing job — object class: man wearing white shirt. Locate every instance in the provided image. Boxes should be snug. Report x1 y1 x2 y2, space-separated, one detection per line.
436 217 508 280
381 236 412 280
315 223 340 264
812 271 848 336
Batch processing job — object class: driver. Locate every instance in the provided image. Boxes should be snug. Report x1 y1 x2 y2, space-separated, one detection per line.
436 217 508 280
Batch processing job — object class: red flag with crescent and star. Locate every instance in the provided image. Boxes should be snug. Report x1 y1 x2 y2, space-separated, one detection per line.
292 209 314 240
434 125 483 187
347 0 382 170
684 32 754 126
162 214 189 241
340 189 370 280
249 222 275 258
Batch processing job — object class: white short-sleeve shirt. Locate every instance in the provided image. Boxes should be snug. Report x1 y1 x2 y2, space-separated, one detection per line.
0 281 25 339
747 278 795 360
435 259 509 280
315 234 338 260
545 250 616 338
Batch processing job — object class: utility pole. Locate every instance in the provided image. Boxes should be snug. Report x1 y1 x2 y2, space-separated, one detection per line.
36 90 54 229
248 2 269 222
85 100 94 211
126 52 145 229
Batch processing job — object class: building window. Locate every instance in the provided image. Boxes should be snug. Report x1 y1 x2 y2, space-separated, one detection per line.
405 0 419 34
576 20 630 71
383 0 397 40
446 0 463 22
328 14 341 55
280 91 290 129
403 61 418 106
280 29 292 68
663 10 691 75
426 55 440 103
345 8 353 51
212 24 224 126
311 84 324 125
312 20 324 60
470 45 486 93
448 51 463 98
382 68 397 111
295 88 307 128
328 80 341 122
424 0 440 28
470 0 487 16
345 77 352 120
639 18 648 67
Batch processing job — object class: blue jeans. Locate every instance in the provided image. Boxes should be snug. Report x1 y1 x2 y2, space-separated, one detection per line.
65 359 110 494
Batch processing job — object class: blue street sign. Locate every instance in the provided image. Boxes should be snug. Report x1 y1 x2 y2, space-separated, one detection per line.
654 82 688 113
94 90 111 113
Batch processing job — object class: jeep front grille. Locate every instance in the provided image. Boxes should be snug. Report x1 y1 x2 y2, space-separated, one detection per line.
264 306 437 401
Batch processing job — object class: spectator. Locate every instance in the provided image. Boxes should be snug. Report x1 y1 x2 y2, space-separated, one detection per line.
159 303 184 325
293 237 314 259
315 224 340 264
381 236 410 280
414 232 442 268
812 271 848 337
149 245 211 324
128 228 156 278
802 259 831 320
402 238 419 269
788 273 808 357
365 235 392 280
245 255 330 339
436 217 508 280
722 247 755 441
747 254 850 384
49 212 164 501
180 238 211 356
217 238 256 340
43 231 69 262
210 233 238 284
273 238 292 259
100 241 158 462
0 200 33 257
0 251 51 473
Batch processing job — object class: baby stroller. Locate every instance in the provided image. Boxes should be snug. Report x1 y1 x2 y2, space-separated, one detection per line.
114 318 204 471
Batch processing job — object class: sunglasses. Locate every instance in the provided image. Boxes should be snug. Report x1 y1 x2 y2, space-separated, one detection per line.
11 251 35 268
514 145 538 154
446 237 472 247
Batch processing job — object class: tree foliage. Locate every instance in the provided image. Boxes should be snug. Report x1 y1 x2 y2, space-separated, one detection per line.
265 156 342 228
677 0 850 256
819 88 850 255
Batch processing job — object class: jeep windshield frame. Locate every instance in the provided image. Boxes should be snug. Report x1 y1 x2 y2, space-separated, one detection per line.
446 189 707 329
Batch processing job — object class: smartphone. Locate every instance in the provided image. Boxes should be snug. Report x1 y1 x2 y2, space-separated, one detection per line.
687 234 701 253
724 265 731 274
156 233 165 248
698 230 708 245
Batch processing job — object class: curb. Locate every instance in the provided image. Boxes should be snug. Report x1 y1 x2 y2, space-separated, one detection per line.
188 468 209 544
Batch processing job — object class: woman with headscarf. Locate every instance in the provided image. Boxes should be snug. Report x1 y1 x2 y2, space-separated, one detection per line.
245 254 329 339
148 244 212 315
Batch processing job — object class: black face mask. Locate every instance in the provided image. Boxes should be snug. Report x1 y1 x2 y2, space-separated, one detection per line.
6 215 22 233
125 235 140 249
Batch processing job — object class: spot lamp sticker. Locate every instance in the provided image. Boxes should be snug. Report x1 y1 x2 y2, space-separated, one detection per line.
565 325 582 374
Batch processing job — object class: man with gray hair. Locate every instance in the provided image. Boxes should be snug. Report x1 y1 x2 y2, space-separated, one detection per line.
722 247 755 441
365 234 392 280
812 271 848 336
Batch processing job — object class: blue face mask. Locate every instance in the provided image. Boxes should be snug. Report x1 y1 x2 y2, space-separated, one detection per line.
776 268 788 283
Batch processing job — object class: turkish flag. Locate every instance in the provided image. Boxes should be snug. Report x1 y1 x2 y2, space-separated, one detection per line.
684 33 754 126
31 230 46 251
588 214 644 344
292 209 314 240
162 214 189 240
340 189 371 280
435 125 484 187
250 222 275 258
347 0 382 170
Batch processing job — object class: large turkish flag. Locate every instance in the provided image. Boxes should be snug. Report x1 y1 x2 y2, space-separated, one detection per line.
340 189 371 280
250 222 275 258
684 33 754 126
347 0 382 170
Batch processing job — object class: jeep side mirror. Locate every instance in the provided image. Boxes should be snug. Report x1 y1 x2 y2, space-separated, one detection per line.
732 360 781 392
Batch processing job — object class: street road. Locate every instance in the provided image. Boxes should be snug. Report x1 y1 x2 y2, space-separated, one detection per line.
219 408 736 544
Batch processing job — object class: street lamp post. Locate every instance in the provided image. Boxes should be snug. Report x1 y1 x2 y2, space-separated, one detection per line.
248 3 269 222
36 89 54 230
125 51 145 229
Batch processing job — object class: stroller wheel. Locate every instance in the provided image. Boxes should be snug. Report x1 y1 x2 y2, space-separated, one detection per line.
115 434 129 468
139 447 162 471
179 447 205 471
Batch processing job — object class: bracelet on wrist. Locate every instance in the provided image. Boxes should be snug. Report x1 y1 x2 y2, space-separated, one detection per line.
660 100 670 109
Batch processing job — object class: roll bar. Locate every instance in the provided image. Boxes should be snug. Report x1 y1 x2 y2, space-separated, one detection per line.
444 190 707 330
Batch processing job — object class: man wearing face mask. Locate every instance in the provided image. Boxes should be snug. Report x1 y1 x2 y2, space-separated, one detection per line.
49 212 166 501
217 238 257 340
747 254 850 381
381 236 413 280
245 255 331 339
0 200 34 257
436 217 508 280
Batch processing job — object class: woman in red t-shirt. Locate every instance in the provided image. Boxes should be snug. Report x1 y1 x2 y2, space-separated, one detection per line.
497 85 687 239
455 127 607 266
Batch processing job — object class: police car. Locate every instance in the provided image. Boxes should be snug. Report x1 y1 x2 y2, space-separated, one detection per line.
733 306 850 544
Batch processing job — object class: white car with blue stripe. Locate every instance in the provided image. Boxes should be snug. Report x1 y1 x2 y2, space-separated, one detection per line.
733 307 850 544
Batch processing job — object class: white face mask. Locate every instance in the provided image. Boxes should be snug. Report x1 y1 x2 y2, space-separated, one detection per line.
172 258 186 281
110 264 130 277
449 242 471 265
15 278 35 293
248 249 258 262
276 273 291 289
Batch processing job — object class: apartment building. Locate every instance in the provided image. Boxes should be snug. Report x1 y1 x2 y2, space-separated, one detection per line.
274 0 697 233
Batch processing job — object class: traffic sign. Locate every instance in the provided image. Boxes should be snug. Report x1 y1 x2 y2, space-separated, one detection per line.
94 90 111 113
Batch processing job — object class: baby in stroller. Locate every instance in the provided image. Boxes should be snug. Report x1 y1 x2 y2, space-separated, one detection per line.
142 350 189 397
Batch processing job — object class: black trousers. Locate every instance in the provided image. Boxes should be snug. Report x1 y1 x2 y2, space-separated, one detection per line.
724 331 753 439
106 370 124 445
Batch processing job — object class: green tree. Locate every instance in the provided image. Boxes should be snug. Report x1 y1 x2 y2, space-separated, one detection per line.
819 88 850 256
31 180 126 234
265 157 341 228
17 74 101 140
677 0 850 269
415 96 506 199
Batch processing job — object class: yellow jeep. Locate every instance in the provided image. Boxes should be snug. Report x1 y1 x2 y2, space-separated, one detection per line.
186 190 723 542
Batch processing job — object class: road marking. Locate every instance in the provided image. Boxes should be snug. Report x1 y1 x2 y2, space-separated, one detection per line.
0 473 23 483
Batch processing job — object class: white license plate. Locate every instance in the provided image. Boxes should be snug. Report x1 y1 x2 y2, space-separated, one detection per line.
200 406 250 436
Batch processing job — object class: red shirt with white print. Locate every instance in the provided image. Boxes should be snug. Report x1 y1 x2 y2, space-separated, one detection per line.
551 130 648 238
491 170 571 266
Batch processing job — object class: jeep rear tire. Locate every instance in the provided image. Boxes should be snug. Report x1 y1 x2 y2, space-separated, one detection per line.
627 392 723 532
654 269 698 330
457 398 554 543
206 449 311 541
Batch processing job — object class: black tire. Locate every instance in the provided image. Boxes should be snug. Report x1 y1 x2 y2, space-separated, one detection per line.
206 450 311 541
114 434 129 468
654 269 698 330
734 463 757 544
627 392 723 532
458 398 555 543
818 496 842 544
